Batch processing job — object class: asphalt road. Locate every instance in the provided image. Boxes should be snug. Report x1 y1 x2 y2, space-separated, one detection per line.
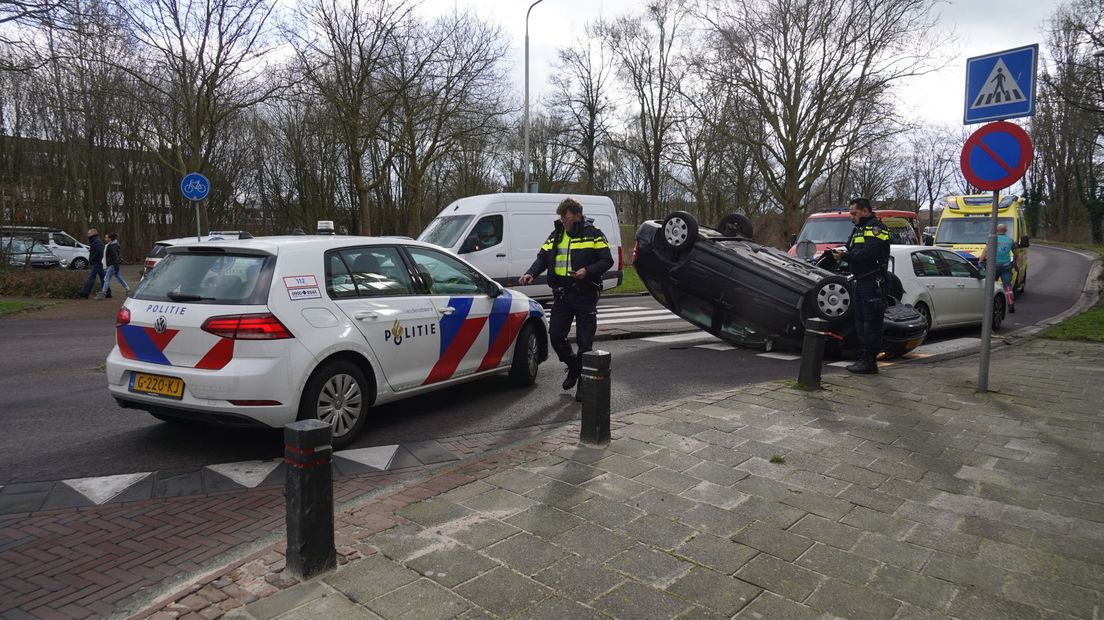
0 244 1093 485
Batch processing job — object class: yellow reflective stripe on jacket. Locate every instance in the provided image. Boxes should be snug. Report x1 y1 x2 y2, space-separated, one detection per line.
569 239 608 250
864 229 890 241
554 231 572 276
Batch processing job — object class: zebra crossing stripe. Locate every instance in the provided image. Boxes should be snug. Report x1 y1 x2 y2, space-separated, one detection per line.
643 331 719 344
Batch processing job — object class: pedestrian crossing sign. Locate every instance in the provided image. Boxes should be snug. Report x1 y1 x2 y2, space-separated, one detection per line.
964 44 1038 124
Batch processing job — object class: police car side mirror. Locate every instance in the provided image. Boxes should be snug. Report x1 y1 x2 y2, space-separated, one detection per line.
485 279 504 298
1019 236 1030 248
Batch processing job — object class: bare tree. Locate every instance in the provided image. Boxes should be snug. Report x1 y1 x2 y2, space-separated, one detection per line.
602 0 689 219
701 0 942 237
546 22 617 194
905 124 956 228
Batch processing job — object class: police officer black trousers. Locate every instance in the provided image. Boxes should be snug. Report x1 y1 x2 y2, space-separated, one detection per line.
548 286 598 389
849 278 885 374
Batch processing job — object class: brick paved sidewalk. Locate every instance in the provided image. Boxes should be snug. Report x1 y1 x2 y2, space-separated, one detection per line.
139 338 1104 620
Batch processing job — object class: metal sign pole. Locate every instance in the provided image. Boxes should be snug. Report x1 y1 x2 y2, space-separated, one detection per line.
977 190 999 392
194 199 202 242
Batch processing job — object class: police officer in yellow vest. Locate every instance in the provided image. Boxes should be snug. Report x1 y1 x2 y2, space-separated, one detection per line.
518 198 614 391
831 197 891 375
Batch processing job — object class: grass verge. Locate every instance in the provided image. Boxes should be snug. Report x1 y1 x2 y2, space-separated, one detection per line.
607 265 646 295
0 300 49 315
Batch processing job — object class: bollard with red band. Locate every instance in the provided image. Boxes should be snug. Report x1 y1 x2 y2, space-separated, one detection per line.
284 419 336 578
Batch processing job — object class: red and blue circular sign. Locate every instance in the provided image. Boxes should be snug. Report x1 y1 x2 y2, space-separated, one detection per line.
960 121 1033 191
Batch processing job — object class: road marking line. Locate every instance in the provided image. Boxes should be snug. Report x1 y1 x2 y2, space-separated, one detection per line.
643 332 720 344
758 352 802 360
600 314 685 325
697 343 737 351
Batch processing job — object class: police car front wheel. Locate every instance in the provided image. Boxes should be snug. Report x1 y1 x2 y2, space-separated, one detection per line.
509 322 540 386
300 360 371 449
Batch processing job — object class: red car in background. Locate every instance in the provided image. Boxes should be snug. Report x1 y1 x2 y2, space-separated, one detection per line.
789 209 920 260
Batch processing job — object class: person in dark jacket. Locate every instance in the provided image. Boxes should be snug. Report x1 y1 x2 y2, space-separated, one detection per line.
79 229 109 299
518 198 614 393
97 232 130 299
832 197 891 374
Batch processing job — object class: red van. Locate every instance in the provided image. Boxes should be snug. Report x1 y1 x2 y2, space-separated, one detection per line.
788 209 920 259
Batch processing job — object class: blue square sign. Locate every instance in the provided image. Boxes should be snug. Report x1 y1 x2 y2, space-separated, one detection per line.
964 44 1038 124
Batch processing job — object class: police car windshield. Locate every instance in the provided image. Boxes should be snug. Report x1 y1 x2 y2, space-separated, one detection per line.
418 215 474 249
134 253 273 305
797 219 853 244
936 217 1014 244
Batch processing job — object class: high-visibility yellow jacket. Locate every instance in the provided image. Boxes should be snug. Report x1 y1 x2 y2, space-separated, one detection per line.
525 218 614 291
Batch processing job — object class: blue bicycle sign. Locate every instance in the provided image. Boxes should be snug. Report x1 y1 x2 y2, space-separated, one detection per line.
180 172 210 201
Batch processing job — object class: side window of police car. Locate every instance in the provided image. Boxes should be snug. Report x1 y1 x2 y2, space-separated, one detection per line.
327 247 414 298
406 247 485 295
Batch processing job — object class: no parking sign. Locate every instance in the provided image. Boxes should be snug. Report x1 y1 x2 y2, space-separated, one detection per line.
960 121 1033 191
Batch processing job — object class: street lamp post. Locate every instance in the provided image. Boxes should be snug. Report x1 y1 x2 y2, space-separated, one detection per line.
524 0 544 193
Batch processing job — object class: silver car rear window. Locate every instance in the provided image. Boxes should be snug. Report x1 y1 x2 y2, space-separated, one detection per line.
133 253 274 304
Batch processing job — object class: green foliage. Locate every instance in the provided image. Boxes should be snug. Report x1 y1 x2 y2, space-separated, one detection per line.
769 454 786 464
0 300 44 315
0 267 86 298
1041 306 1104 342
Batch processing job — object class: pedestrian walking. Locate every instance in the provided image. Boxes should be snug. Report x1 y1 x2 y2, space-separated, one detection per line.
97 232 130 300
978 223 1018 313
831 197 891 374
79 229 108 299
518 198 613 396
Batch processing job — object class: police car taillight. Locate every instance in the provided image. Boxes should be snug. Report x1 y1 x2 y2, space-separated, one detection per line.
116 306 130 327
202 313 294 340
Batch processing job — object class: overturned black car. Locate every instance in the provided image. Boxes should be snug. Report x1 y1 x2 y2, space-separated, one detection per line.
633 211 928 358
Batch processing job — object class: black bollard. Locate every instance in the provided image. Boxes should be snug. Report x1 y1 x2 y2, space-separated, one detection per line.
798 317 828 391
284 419 336 579
579 350 611 445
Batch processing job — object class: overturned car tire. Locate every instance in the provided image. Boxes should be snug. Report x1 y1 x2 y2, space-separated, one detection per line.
716 213 754 239
806 275 853 323
661 211 699 251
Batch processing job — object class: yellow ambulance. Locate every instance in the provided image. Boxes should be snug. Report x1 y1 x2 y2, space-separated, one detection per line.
933 194 1030 296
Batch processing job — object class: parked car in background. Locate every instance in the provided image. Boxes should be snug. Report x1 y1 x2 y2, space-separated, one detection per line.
109 235 549 448
634 211 928 358
1 236 62 269
890 245 1007 332
141 231 253 279
789 208 920 260
0 225 90 268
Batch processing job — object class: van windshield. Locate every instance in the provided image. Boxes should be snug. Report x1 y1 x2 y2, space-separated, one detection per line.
797 219 853 244
418 215 474 249
936 217 1014 244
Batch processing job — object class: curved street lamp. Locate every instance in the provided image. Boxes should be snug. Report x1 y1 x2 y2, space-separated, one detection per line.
524 0 544 193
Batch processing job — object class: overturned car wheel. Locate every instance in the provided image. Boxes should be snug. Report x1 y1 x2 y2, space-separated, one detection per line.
716 213 754 239
661 211 699 251
807 275 853 323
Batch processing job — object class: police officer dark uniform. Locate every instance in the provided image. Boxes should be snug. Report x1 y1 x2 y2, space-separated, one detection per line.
832 197 891 375
517 198 613 392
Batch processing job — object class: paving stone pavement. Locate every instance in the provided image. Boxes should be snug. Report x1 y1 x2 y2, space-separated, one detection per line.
131 337 1104 620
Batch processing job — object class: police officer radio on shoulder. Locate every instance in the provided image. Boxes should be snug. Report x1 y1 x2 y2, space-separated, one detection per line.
831 197 891 375
517 198 614 397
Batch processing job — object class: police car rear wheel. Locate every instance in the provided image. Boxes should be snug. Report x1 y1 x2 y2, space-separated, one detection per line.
301 360 370 449
509 323 539 386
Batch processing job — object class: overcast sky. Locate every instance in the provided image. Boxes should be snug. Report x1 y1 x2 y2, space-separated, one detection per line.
419 0 1059 128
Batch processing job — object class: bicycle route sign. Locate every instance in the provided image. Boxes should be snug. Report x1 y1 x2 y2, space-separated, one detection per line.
180 172 210 201
963 44 1038 124
959 121 1033 191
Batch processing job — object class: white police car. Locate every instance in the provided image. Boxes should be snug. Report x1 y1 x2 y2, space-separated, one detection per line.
107 236 549 448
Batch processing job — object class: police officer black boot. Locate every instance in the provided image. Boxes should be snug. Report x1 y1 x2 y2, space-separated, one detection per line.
846 356 878 375
562 356 581 390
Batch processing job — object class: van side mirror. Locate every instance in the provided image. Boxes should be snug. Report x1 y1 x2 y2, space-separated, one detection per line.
459 234 479 254
922 234 934 246
789 234 797 246
1019 236 1030 248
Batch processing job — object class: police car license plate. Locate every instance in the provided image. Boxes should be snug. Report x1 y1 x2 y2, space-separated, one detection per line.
130 372 185 399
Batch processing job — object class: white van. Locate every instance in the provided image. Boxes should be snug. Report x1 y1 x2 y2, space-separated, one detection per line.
0 225 90 269
418 193 623 299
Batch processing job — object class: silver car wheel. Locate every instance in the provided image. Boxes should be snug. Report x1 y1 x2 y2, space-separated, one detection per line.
664 217 689 247
316 373 363 438
816 282 851 318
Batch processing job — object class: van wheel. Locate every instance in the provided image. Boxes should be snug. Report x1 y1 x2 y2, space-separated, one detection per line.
299 360 370 450
70 257 88 270
509 322 540 386
806 275 853 322
661 211 698 251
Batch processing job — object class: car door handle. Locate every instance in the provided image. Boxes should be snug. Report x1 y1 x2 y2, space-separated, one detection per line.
496 253 506 258
438 307 455 316
353 311 379 320
926 284 935 289
956 284 966 288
